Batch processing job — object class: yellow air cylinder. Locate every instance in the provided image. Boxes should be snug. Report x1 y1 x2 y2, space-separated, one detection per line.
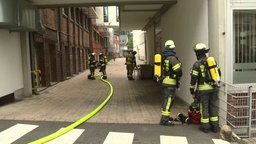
207 57 220 82
154 54 162 77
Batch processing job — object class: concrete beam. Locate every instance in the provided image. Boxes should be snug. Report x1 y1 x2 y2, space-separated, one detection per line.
27 0 177 7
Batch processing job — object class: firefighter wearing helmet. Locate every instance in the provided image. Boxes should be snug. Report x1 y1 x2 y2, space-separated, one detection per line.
159 40 183 126
190 43 220 133
125 51 137 80
98 53 108 79
88 52 97 80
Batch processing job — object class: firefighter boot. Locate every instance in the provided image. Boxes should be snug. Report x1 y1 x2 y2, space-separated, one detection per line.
199 123 210 133
91 75 96 80
128 75 134 80
210 122 219 133
160 116 174 126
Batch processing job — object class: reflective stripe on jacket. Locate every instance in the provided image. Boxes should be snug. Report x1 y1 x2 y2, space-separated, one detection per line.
162 56 182 86
190 57 214 92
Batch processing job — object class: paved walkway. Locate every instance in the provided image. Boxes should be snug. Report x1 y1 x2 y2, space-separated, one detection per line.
0 58 253 143
0 58 188 123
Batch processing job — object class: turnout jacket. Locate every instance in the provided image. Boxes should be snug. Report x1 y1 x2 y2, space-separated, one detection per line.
161 49 182 87
190 55 215 94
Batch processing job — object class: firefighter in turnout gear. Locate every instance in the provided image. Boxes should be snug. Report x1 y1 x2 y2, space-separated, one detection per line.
98 53 108 79
160 40 183 126
190 43 221 133
125 51 137 80
88 52 97 80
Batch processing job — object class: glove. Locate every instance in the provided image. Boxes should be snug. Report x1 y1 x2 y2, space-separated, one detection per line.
177 113 191 124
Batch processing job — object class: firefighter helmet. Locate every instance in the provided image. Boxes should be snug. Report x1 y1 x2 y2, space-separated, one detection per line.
165 40 175 49
193 43 209 53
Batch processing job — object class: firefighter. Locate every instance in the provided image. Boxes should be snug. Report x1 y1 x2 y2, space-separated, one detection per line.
160 40 183 126
125 51 137 80
190 43 220 133
98 53 108 79
88 52 97 80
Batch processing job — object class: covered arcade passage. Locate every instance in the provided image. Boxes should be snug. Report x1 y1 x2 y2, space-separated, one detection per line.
27 0 177 30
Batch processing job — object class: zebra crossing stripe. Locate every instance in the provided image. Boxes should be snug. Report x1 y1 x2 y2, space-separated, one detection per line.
45 128 85 144
212 139 231 144
0 123 38 144
160 135 188 144
103 132 134 144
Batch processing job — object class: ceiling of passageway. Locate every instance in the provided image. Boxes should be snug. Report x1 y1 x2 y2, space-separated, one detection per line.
27 0 177 30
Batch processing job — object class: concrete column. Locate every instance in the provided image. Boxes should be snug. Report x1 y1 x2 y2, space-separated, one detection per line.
20 32 32 98
145 25 155 65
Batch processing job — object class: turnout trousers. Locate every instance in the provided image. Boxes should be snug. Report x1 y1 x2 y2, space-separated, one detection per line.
198 89 219 128
126 64 134 79
161 86 176 120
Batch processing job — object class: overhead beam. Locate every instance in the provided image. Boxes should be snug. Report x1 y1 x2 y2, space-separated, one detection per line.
142 1 177 30
27 0 177 7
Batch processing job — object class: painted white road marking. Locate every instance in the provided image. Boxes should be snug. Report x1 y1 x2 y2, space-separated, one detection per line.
45 128 85 144
0 123 38 144
103 132 134 144
160 135 188 144
212 139 231 144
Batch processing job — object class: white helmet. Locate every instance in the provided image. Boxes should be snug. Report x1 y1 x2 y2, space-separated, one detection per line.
165 40 175 49
194 43 209 51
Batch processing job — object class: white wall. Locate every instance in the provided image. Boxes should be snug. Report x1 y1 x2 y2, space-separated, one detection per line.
108 28 114 53
0 29 23 97
160 0 209 104
208 0 225 83
107 6 119 27
132 30 146 61
95 6 119 27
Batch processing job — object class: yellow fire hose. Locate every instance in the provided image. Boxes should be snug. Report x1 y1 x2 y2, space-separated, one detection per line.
29 76 113 144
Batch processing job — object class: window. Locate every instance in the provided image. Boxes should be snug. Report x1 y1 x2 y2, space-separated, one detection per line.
76 8 80 23
233 10 256 84
80 13 83 26
63 8 69 16
103 6 109 22
84 17 89 30
116 7 119 22
71 8 75 20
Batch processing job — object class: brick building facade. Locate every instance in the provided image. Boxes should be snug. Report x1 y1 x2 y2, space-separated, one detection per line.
32 7 105 87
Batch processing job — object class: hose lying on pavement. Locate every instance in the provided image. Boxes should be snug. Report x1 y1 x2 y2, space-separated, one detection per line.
29 76 113 144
